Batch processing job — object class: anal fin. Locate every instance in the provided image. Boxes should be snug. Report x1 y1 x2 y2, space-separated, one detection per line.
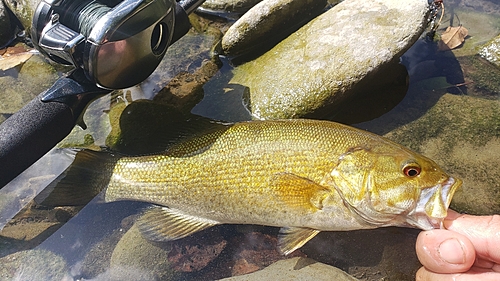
137 206 220 242
278 227 320 255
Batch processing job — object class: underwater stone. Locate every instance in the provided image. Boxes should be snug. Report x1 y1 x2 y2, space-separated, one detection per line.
301 227 421 280
231 0 429 120
0 1 13 47
3 0 39 32
375 93 500 215
221 0 331 57
480 34 500 68
0 54 59 114
201 0 262 14
0 249 71 280
109 224 181 281
219 257 358 281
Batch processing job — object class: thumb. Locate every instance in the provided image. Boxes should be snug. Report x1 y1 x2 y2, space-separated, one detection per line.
415 228 475 273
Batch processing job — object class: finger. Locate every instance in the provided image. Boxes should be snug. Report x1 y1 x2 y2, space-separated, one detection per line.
416 266 500 281
445 209 462 219
416 229 475 273
445 213 500 263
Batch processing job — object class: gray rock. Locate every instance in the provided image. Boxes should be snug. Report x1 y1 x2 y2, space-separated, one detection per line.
3 0 39 32
219 257 358 281
479 34 500 68
0 249 71 280
0 54 59 114
381 93 500 215
79 228 126 279
109 224 180 281
230 0 430 120
445 6 500 58
221 0 331 57
302 228 421 281
0 1 14 47
201 0 262 14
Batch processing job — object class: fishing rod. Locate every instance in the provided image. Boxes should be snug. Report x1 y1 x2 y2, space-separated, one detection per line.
0 0 205 188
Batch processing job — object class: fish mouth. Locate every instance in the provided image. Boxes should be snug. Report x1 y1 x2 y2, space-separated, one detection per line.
408 176 462 230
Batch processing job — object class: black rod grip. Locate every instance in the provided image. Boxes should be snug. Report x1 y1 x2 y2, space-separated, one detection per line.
0 95 76 187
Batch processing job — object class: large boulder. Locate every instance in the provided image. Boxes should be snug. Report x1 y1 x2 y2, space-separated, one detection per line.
219 257 358 281
201 0 262 14
230 0 430 119
381 93 500 215
3 0 40 31
221 0 330 57
0 1 14 47
480 34 500 68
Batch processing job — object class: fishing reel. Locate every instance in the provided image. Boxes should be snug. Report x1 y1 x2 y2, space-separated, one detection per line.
31 0 176 89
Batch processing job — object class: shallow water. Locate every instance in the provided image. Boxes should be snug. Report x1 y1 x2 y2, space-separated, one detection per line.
1 1 500 280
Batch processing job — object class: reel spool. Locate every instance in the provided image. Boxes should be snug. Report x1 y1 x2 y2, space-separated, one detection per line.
32 0 176 89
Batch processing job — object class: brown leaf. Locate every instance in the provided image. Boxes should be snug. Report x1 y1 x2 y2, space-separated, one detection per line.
0 52 33 71
438 25 469 51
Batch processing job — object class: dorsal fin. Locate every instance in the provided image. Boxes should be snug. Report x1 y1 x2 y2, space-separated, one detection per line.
113 100 232 155
164 120 232 157
136 206 220 241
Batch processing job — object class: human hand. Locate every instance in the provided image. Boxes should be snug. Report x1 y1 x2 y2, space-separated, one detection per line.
415 210 500 280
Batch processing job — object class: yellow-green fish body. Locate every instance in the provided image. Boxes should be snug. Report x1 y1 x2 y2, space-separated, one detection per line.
53 119 462 254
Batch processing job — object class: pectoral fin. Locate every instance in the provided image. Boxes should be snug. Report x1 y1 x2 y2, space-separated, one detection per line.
271 173 330 211
278 227 320 255
137 206 220 242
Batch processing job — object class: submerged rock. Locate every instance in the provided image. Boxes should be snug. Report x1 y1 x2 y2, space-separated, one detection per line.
0 53 59 114
201 0 262 14
3 0 39 32
381 93 500 215
221 0 330 57
302 227 421 280
219 257 358 281
109 224 180 281
231 0 430 119
480 34 500 68
442 6 500 58
0 249 71 280
364 33 500 216
0 1 14 47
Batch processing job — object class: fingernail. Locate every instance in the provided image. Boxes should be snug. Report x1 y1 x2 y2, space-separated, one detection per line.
437 238 465 264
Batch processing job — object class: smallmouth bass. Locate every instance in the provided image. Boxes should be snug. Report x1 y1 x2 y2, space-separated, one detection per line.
43 119 461 254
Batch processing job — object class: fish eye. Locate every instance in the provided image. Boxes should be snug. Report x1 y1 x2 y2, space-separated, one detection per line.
403 164 421 177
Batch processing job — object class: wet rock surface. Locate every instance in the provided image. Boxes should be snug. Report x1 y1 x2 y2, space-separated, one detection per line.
302 227 422 280
2 0 39 32
230 0 429 119
0 1 13 47
0 249 71 280
0 51 59 114
108 224 180 281
221 0 329 57
480 34 500 68
219 257 358 281
201 0 262 14
377 92 500 215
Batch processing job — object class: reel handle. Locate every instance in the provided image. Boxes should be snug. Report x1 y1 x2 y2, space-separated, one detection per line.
0 70 110 188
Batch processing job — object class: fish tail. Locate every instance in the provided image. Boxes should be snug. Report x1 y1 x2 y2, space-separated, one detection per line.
35 149 120 206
